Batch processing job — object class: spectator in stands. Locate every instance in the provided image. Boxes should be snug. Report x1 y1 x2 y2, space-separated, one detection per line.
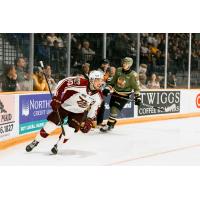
0 65 19 92
47 33 58 47
54 74 66 84
139 73 147 89
97 59 110 77
56 34 64 48
114 34 130 58
43 65 57 91
72 42 82 67
52 39 66 72
97 59 111 85
72 71 84 78
191 50 198 70
149 43 160 56
139 64 148 75
106 66 116 84
147 73 160 89
18 70 33 91
32 67 48 91
168 33 189 74
36 41 50 64
140 42 149 65
81 62 90 80
155 51 165 66
15 57 27 83
127 40 137 57
158 38 166 52
81 40 95 62
167 72 177 88
147 33 155 45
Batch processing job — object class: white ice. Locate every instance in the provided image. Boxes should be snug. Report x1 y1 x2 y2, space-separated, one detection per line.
1 117 200 165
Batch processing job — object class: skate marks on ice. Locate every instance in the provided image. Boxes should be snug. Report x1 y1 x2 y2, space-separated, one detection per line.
106 143 200 165
58 149 96 158
25 148 96 158
23 135 96 158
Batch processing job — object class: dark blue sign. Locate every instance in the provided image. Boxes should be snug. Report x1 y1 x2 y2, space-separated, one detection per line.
104 95 134 119
19 94 52 134
19 94 52 123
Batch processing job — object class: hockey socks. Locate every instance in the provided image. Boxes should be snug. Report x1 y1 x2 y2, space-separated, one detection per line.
35 121 57 142
51 126 75 154
100 117 117 133
26 121 57 152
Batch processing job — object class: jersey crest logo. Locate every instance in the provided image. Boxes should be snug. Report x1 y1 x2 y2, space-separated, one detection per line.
77 96 88 108
117 77 126 88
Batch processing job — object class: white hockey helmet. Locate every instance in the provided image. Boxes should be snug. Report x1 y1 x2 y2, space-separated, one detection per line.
89 70 104 90
89 70 103 80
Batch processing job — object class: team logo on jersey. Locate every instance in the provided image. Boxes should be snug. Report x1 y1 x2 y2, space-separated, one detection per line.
117 77 126 88
77 96 88 108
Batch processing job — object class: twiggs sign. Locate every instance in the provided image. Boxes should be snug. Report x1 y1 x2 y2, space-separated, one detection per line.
138 91 180 116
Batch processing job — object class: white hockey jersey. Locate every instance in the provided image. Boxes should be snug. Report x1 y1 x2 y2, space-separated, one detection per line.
54 76 103 119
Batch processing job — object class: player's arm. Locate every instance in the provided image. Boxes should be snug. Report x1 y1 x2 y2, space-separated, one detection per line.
80 94 103 133
102 73 117 96
108 71 117 87
33 76 46 91
54 78 74 99
131 72 142 106
51 77 85 111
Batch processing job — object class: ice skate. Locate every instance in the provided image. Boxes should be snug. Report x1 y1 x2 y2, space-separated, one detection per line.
51 144 58 155
100 125 113 133
25 140 39 152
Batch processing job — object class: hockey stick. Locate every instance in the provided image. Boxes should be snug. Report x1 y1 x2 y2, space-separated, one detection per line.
111 94 173 112
39 61 66 138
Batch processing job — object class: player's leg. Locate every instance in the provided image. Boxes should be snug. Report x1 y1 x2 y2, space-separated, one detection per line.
26 107 67 152
96 100 105 126
51 112 85 154
100 94 128 132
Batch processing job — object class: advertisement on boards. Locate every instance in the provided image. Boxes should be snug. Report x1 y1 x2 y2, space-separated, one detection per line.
19 94 52 134
0 95 18 141
104 95 134 119
138 91 180 116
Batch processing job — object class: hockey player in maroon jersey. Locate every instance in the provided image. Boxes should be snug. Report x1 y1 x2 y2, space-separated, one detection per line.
26 70 104 154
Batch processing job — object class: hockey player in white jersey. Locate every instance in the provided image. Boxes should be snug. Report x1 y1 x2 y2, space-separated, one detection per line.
26 70 104 154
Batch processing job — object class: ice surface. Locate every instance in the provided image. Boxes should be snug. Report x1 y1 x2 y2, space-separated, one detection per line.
1 117 200 165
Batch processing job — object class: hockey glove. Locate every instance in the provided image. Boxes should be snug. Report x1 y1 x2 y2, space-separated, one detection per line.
102 86 112 96
80 118 93 133
102 88 110 96
134 94 142 106
50 97 62 111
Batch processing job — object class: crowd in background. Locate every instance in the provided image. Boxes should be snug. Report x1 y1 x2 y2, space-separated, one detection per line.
1 33 200 92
